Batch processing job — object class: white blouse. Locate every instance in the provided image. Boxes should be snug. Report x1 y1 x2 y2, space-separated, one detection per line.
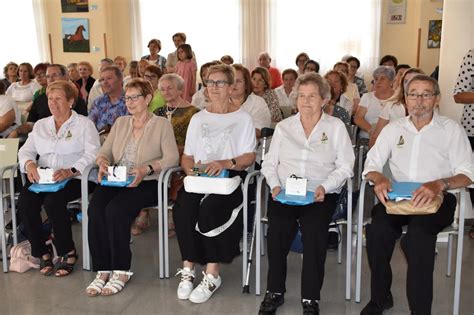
241 93 271 131
363 113 474 183
261 113 355 193
359 92 393 138
19 111 100 174
6 81 41 102
379 102 406 122
184 108 256 163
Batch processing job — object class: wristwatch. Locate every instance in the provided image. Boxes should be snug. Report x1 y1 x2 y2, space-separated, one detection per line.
230 158 237 169
441 178 450 192
70 167 78 175
147 165 155 176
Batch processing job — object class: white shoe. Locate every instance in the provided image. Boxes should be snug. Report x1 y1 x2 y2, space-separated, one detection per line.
189 271 221 304
176 267 195 300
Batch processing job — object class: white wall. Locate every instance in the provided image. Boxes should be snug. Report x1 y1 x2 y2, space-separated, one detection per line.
438 0 474 121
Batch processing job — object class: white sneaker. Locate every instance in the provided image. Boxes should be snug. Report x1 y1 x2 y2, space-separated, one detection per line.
189 271 221 304
176 267 195 300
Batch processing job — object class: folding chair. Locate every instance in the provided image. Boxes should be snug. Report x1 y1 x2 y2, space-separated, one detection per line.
254 175 354 299
355 179 468 315
160 166 260 283
80 164 99 271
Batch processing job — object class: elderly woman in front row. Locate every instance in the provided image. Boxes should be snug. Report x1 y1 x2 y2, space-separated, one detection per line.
18 80 100 277
174 64 256 304
258 73 354 315
85 78 179 297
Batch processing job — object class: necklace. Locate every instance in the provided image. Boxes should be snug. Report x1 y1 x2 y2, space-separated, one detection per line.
166 104 179 121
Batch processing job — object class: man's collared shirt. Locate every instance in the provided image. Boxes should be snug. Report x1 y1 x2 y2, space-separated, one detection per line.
88 92 128 131
363 112 474 183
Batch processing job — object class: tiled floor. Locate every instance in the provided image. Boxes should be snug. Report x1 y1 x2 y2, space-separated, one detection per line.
0 211 473 315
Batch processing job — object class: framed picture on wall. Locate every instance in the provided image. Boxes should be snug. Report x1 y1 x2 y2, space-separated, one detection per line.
427 20 442 49
62 18 90 53
61 0 89 13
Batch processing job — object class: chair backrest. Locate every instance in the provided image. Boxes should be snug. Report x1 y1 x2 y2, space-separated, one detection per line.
0 138 20 179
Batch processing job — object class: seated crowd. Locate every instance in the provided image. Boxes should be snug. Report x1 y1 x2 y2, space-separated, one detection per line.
1 31 473 315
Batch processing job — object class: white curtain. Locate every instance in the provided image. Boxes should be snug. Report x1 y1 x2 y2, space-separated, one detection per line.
0 0 44 75
272 0 381 77
129 0 143 61
32 0 49 63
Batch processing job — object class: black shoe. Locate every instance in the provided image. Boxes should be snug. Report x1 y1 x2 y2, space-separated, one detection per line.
258 292 284 315
360 292 394 315
302 300 319 315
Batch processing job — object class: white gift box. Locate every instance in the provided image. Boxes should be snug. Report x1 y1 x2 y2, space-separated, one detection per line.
184 176 242 195
38 168 55 184
285 176 307 196
107 166 127 182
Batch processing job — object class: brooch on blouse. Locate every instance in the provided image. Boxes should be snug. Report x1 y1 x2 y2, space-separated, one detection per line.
66 130 72 140
397 135 405 147
321 132 328 144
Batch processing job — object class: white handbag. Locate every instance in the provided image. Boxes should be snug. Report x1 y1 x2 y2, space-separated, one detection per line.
184 175 242 195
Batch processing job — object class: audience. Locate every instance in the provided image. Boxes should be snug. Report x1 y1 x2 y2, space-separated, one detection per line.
333 62 360 114
303 60 320 74
174 64 256 304
0 81 16 137
258 52 283 89
142 64 165 113
295 52 310 75
142 39 167 70
251 67 283 124
393 64 411 91
369 67 424 148
6 62 41 102
87 58 114 108
1 62 19 89
259 72 354 315
32 63 49 101
191 61 220 110
7 64 88 139
175 44 197 102
324 70 353 138
88 66 127 137
274 69 297 111
86 78 179 296
361 75 472 315
166 32 196 73
17 80 100 277
220 55 234 65
354 66 395 144
346 56 368 96
67 63 81 82
379 54 398 68
77 61 95 103
114 56 128 84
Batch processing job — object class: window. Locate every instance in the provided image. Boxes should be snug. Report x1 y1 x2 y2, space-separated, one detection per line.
138 0 241 71
0 0 46 77
272 0 381 75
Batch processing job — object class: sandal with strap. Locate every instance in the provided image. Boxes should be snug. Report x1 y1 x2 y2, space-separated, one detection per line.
54 251 78 277
101 270 133 296
131 212 150 235
39 255 54 276
86 271 111 297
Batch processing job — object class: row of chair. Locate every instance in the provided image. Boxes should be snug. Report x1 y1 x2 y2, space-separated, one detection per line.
0 140 469 315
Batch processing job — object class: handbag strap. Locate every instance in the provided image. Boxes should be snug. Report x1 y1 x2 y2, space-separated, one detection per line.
195 203 243 237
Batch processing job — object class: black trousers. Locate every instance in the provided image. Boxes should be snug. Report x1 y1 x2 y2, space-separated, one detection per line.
17 179 88 257
88 180 157 271
265 194 337 300
366 193 456 315
174 188 243 265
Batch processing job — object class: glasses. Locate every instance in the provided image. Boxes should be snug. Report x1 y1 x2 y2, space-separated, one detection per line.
124 94 143 102
406 92 437 100
144 74 158 80
205 80 229 88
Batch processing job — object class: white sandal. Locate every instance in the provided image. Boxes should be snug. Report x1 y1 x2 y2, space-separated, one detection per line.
86 271 111 297
101 270 133 296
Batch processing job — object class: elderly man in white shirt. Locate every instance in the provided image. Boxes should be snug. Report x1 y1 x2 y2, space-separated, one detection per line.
18 80 100 278
361 74 473 315
259 73 354 315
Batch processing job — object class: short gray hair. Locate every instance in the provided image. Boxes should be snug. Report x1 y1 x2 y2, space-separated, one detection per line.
406 74 440 96
158 73 184 91
294 72 331 100
372 66 396 81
